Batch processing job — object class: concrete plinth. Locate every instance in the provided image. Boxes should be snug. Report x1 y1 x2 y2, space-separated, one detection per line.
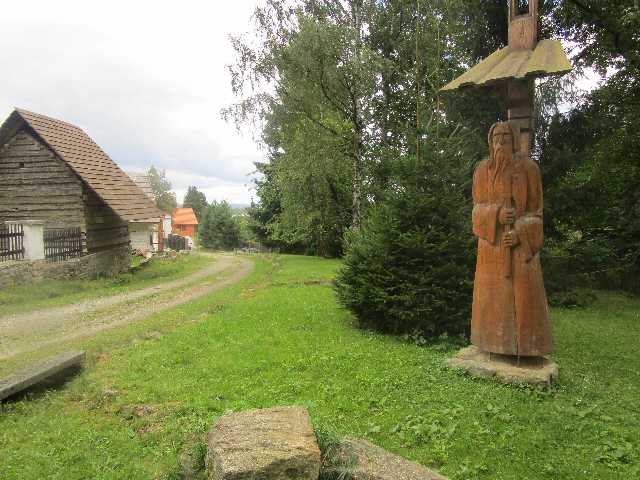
447 345 558 387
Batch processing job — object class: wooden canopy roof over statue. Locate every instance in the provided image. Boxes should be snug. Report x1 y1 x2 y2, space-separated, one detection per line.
441 0 572 157
440 39 571 91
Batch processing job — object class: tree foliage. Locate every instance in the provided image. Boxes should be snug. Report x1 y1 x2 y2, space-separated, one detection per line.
226 0 385 237
228 0 640 335
539 70 640 298
182 186 208 222
534 1 640 298
335 134 477 336
548 0 640 73
147 166 177 213
199 200 241 250
228 0 495 254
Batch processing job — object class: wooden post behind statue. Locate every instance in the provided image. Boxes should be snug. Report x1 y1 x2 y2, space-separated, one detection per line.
471 121 552 357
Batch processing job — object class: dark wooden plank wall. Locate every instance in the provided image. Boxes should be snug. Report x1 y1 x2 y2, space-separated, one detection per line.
0 129 85 228
83 187 130 253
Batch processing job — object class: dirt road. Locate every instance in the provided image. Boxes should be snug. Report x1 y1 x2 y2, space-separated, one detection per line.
0 253 253 360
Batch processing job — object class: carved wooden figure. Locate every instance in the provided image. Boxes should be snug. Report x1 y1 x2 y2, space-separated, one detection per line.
440 0 572 363
471 122 552 357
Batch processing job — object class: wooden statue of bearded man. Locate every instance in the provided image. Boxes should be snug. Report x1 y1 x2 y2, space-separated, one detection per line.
471 121 553 357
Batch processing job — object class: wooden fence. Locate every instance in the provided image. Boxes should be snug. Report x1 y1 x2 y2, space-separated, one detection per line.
44 227 84 262
0 224 25 261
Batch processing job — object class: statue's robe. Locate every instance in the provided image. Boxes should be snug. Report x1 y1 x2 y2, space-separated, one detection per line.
471 155 553 356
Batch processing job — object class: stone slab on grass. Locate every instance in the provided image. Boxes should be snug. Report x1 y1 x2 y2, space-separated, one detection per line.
447 345 558 387
0 350 85 401
206 406 321 480
324 437 448 480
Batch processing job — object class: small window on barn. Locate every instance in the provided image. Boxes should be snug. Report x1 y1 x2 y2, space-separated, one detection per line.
19 162 24 168
516 0 529 16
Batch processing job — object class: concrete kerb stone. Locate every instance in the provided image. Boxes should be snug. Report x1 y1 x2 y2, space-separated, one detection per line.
0 351 85 401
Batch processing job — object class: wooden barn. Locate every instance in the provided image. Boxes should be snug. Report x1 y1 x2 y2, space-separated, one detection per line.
0 108 162 273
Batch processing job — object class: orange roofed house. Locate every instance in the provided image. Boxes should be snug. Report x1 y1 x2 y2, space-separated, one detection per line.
172 208 198 238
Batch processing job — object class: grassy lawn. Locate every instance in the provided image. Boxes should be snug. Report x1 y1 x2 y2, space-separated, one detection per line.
0 253 211 317
0 255 638 479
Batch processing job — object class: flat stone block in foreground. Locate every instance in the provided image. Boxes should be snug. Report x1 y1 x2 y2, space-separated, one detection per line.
447 345 558 387
324 437 448 480
0 350 85 401
206 406 321 480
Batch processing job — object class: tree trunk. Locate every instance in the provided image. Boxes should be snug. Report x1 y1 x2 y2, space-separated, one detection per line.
352 132 362 230
350 0 363 231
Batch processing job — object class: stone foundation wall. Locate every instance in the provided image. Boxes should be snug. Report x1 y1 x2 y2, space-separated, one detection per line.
0 245 131 288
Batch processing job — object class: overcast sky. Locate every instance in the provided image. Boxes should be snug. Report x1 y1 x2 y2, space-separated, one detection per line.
0 0 262 205
1 2 603 208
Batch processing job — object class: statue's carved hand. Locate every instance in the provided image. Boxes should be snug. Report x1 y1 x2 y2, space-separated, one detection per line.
499 207 516 225
502 230 519 248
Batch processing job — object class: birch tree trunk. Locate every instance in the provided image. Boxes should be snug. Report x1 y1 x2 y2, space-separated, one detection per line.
350 0 363 230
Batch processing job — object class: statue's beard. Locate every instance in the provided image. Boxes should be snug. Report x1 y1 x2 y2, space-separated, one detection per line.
492 147 512 171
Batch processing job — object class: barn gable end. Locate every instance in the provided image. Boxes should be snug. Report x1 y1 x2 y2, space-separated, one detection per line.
0 129 85 229
0 126 131 254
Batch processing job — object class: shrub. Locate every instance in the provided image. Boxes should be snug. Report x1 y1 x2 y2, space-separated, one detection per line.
334 156 475 338
542 235 622 307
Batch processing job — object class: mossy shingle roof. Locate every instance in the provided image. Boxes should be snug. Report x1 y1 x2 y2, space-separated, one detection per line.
441 39 572 91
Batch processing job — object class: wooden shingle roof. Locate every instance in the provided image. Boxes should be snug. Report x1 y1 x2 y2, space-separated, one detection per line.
0 109 162 223
126 172 155 201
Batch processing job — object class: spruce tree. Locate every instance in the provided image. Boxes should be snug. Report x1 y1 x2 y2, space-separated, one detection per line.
200 201 241 250
334 152 476 338
183 186 208 221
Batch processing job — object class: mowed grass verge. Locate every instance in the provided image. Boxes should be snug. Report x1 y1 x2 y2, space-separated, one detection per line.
0 253 211 317
0 255 638 479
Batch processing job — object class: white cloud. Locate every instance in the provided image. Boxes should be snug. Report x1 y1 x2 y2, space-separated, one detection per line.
0 0 263 204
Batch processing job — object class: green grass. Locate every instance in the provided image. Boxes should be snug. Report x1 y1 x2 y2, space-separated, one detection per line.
0 253 211 316
0 255 638 479
130 255 145 268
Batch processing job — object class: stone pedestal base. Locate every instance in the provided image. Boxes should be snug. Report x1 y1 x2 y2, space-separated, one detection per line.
447 345 558 387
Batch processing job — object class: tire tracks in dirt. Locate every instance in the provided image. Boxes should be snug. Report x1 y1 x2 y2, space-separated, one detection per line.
0 253 254 360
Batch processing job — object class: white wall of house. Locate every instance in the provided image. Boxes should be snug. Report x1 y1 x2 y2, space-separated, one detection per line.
162 215 172 239
129 222 156 253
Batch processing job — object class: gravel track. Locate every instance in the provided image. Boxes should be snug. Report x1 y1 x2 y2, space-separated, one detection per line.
0 253 253 360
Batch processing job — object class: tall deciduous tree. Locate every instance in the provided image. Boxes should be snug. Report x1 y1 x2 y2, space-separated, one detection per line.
147 166 177 213
226 0 491 254
225 0 382 232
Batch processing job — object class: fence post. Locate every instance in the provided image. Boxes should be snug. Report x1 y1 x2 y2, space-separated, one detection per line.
7 220 44 260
